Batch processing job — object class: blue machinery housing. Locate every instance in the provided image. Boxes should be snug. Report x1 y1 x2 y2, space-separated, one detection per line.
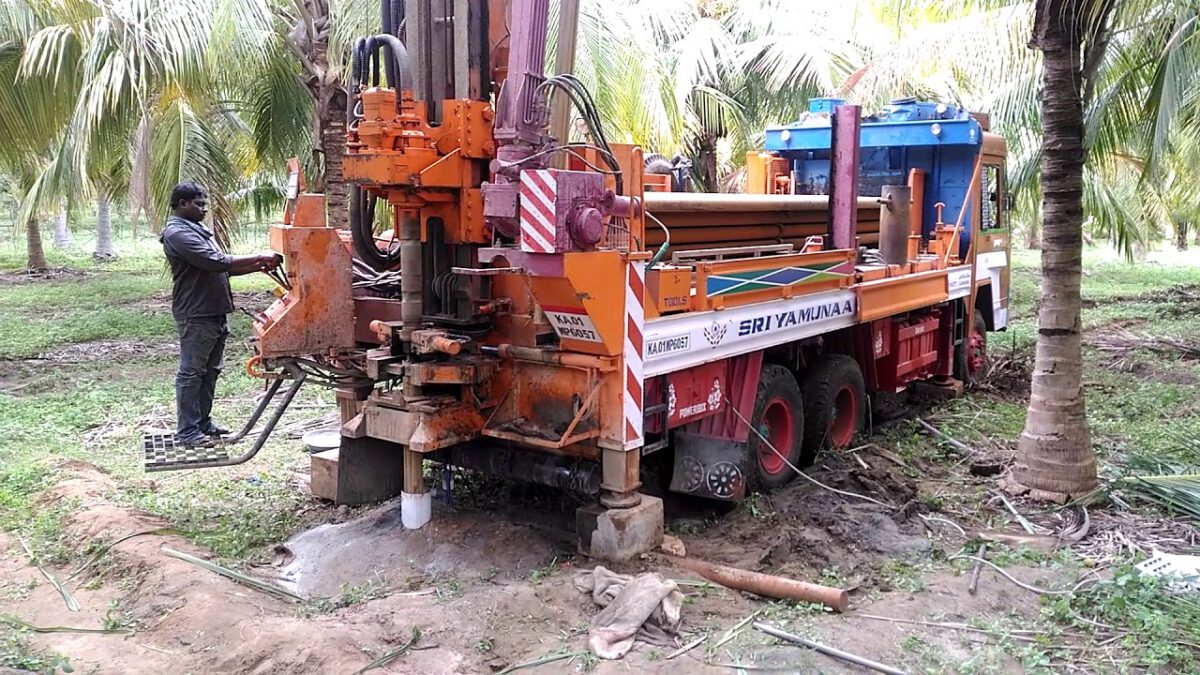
765 98 985 257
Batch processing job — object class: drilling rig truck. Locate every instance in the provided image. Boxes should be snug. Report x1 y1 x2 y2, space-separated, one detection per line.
143 0 1010 562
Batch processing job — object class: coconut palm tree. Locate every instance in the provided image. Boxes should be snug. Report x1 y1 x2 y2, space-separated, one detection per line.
0 1 75 269
1010 0 1117 500
570 0 847 191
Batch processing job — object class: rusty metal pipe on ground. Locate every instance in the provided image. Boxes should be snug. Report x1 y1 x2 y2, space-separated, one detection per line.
674 557 850 612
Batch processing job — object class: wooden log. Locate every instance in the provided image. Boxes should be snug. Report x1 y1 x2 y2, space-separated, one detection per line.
674 557 850 612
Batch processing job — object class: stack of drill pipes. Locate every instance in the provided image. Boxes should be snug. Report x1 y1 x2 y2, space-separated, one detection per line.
642 193 878 212
643 194 882 252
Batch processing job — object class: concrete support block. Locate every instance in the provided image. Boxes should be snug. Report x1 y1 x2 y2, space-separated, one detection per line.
401 491 432 529
576 494 664 562
309 435 405 505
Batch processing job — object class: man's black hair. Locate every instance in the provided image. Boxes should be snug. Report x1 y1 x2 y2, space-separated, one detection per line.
170 182 207 209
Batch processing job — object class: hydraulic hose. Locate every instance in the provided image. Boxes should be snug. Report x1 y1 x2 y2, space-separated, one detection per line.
349 38 366 125
350 186 401 271
372 34 412 91
365 36 380 87
390 0 404 36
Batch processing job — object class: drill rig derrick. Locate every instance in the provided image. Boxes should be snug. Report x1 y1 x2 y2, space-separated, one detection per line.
292 0 657 544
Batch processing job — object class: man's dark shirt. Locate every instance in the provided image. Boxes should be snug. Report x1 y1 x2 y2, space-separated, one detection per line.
160 216 235 320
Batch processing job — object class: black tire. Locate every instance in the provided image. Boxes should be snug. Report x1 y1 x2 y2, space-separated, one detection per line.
745 365 804 493
954 309 989 387
799 355 866 465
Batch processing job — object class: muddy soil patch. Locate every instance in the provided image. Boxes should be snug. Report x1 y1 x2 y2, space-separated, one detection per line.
277 499 566 597
678 454 931 584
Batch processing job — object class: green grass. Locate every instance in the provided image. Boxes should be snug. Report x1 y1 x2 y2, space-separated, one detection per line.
1042 566 1200 671
1 631 73 673
0 236 317 568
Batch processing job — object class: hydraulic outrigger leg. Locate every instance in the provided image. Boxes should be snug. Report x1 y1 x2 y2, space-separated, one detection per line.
142 362 308 472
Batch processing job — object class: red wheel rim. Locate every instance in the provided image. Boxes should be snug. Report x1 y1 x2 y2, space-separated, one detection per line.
757 397 794 476
967 328 987 375
829 384 857 447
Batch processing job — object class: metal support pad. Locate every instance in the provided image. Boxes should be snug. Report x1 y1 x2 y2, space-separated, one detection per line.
143 434 230 472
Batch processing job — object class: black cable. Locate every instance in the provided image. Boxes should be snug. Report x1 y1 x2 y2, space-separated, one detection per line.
547 76 621 187
537 78 624 194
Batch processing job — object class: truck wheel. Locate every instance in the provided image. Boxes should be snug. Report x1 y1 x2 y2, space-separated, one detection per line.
746 365 804 493
800 355 866 465
955 309 989 386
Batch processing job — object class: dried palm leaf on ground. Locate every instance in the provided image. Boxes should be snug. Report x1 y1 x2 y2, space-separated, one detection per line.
1089 327 1200 360
161 546 303 602
1125 473 1200 523
0 614 131 635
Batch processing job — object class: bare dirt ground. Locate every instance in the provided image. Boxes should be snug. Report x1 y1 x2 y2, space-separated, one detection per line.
0 411 1074 675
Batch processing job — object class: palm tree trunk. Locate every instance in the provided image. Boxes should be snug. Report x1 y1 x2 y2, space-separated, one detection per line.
1175 220 1189 251
1013 0 1107 501
698 137 718 193
319 95 348 229
26 215 48 270
94 194 116 260
52 208 72 248
1025 219 1042 249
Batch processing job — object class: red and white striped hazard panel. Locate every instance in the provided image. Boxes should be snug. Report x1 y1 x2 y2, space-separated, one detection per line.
623 262 646 450
519 169 558 253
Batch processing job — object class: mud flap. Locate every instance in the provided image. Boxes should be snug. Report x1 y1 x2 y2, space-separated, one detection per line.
669 432 748 501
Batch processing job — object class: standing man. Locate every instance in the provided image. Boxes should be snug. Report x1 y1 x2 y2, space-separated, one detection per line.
161 182 280 448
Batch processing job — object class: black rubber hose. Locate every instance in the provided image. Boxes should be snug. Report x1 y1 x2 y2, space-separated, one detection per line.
372 34 411 91
356 38 369 87
351 187 401 271
365 36 380 87
391 0 404 36
381 0 392 38
349 38 366 124
350 187 377 268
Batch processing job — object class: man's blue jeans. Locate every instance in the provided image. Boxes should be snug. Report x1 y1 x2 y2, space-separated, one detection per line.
175 315 228 442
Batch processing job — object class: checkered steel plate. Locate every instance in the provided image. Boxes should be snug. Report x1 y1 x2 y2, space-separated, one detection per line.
143 433 229 471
